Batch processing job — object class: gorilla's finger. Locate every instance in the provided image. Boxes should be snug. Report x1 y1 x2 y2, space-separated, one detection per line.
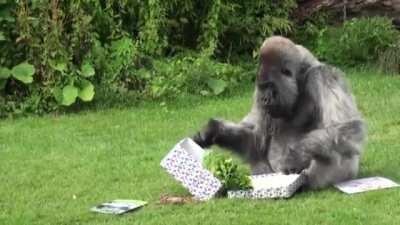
192 132 210 148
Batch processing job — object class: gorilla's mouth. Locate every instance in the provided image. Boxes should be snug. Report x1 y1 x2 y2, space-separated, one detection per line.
259 85 293 118
261 92 281 117
265 103 293 119
266 105 283 116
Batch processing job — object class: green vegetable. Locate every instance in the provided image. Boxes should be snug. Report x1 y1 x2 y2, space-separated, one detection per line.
203 151 252 195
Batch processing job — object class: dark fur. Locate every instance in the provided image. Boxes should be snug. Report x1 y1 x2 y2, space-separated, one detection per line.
193 36 366 189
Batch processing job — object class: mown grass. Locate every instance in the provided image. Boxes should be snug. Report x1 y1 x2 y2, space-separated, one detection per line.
1 69 400 225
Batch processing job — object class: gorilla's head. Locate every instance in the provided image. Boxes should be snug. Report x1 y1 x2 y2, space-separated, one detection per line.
257 36 305 119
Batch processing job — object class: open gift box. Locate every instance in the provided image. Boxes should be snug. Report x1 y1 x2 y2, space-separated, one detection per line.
228 173 306 199
160 138 305 200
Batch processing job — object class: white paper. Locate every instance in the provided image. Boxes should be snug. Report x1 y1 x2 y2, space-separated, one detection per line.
91 200 147 215
179 138 205 163
334 177 400 194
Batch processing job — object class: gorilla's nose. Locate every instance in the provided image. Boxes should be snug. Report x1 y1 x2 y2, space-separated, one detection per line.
262 88 277 106
262 96 271 105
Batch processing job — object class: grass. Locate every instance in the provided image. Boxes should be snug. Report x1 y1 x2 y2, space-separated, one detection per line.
1 69 400 225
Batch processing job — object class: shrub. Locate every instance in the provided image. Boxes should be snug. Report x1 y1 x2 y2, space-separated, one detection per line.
205 0 297 59
291 10 334 52
143 56 249 98
164 0 297 59
84 54 253 108
0 1 101 115
315 17 399 66
0 0 296 116
379 40 400 75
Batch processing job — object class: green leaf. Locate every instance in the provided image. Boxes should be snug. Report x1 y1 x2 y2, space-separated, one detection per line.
200 90 209 96
80 63 95 77
0 8 14 23
0 79 7 90
49 60 67 72
0 67 11 79
53 87 63 104
179 17 189 24
206 78 227 95
0 32 5 41
61 85 78 106
78 80 95 102
11 62 35 84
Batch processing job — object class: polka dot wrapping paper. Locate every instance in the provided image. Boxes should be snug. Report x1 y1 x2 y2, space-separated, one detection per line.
160 138 222 201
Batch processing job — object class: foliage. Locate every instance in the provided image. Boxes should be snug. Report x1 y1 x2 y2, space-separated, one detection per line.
291 10 334 52
145 56 248 98
379 40 400 75
0 0 101 115
4 2 399 117
0 0 297 117
0 62 35 87
201 0 297 59
314 17 399 66
92 37 138 87
203 151 251 193
138 0 167 56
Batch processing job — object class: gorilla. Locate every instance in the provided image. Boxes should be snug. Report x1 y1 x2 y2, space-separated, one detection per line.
193 36 366 189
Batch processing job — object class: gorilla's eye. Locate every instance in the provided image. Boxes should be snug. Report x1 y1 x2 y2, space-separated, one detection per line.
281 68 292 77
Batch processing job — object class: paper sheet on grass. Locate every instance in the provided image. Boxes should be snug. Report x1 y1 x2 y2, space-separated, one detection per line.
91 199 147 215
334 177 400 194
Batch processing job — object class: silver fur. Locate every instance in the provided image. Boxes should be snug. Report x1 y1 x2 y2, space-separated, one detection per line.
193 36 367 189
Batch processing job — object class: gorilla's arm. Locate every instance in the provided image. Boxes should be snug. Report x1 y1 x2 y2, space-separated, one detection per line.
295 119 365 189
296 120 365 161
192 119 259 158
193 92 263 155
239 94 261 130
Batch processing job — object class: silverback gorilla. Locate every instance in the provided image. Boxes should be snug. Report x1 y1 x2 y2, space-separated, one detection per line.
193 36 366 189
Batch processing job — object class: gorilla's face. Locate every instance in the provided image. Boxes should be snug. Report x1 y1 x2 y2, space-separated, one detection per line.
256 45 301 119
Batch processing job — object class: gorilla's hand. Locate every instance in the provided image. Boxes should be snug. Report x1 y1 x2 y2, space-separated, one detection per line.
192 118 221 148
280 146 310 175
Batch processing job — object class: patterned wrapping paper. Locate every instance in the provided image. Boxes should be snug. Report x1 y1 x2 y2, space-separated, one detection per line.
227 173 306 199
160 138 222 201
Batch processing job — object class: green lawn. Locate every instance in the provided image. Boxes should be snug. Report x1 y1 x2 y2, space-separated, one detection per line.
1 69 400 225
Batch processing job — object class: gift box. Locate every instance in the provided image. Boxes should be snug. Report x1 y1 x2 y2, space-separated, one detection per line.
160 138 222 200
227 173 306 199
161 138 305 200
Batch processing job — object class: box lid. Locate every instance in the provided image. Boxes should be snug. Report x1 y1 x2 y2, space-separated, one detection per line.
161 138 222 200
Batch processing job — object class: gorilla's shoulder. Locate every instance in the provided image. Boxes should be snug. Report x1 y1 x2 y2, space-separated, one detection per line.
306 64 349 91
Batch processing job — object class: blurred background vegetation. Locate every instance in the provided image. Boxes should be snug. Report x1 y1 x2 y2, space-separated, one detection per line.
0 0 399 117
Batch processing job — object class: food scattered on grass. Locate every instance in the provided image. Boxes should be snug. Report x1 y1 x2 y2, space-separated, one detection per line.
159 194 197 205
